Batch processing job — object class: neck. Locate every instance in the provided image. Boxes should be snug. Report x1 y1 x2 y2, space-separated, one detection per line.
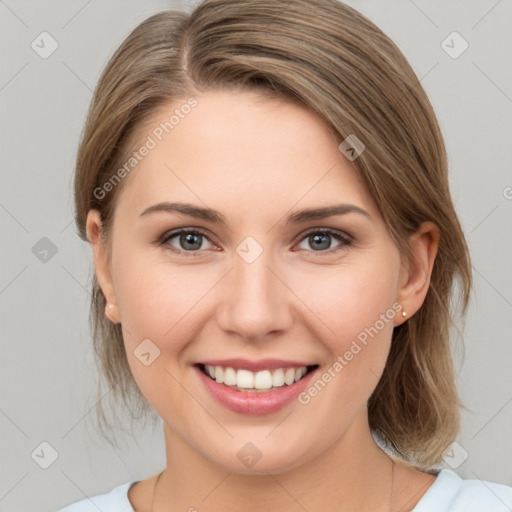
155 412 395 512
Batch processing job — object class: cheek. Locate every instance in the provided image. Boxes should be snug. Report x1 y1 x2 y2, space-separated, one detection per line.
291 258 399 401
301 260 398 343
111 245 223 388
115 262 204 346
109 241 186 352
111 251 208 413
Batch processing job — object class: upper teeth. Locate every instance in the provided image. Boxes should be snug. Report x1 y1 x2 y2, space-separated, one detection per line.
204 365 308 390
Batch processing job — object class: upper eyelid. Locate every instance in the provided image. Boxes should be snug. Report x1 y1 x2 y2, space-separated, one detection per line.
161 227 213 242
302 227 352 238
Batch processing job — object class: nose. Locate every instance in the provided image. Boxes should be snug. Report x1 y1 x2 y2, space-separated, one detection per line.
216 247 294 342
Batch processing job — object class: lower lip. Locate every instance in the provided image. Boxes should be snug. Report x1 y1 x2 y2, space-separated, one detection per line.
195 365 317 416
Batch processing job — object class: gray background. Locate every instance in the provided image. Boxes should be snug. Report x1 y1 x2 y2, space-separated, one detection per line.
0 1 511 510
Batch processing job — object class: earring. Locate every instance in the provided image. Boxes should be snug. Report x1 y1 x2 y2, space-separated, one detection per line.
402 311 407 317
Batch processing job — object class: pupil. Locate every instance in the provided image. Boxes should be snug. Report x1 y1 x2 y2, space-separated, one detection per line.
181 233 201 250
311 233 330 250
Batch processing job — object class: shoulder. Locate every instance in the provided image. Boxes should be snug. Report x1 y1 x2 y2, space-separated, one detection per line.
414 469 512 511
55 481 137 512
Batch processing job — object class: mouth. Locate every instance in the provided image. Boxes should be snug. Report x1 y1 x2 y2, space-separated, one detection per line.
193 357 321 415
195 362 319 393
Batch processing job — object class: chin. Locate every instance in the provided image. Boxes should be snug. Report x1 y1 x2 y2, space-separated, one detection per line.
205 440 315 476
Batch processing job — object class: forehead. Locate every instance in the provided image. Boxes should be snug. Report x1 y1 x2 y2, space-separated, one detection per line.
114 89 378 222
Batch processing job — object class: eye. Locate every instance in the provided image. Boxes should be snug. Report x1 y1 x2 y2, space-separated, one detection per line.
159 228 215 255
157 227 353 257
295 229 353 254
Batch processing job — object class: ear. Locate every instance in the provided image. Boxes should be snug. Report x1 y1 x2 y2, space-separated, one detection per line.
394 222 439 326
86 210 120 323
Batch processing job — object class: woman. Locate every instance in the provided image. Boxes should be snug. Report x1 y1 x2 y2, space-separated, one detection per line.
57 0 512 510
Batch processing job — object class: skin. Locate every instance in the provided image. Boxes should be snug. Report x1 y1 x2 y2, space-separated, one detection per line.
87 89 439 511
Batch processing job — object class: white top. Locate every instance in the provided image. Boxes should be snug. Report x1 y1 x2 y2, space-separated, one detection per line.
55 469 512 511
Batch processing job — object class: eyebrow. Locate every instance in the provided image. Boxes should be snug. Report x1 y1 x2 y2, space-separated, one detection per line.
139 201 370 226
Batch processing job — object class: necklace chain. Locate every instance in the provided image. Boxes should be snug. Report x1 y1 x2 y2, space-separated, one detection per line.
151 455 396 512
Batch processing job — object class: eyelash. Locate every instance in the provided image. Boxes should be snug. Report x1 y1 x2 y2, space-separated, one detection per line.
157 227 354 257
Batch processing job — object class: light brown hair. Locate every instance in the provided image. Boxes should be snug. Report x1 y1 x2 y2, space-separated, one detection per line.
74 0 472 467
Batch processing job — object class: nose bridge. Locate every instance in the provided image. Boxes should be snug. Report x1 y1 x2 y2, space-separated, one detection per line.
217 238 293 340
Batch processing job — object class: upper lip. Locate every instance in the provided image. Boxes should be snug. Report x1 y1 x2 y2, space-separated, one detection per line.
196 358 316 372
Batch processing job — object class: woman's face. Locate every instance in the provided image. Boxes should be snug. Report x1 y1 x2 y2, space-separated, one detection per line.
88 89 426 474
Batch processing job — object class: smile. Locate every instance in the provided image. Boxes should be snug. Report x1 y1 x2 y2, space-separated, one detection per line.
199 363 318 392
194 362 319 415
